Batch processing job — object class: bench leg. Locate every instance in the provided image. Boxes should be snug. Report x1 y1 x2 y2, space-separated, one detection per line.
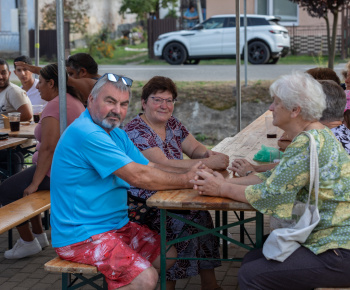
62 273 70 290
8 229 13 249
43 210 50 230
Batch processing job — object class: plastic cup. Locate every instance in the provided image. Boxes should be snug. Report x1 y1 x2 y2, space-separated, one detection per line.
265 115 277 138
3 117 10 129
32 105 43 123
8 112 21 131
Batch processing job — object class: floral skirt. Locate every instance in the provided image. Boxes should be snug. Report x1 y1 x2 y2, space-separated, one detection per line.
144 209 221 280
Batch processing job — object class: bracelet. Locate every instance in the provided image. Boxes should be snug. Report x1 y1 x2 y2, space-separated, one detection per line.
245 170 253 176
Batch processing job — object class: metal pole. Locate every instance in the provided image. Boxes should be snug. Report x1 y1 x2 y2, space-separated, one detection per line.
236 0 241 133
196 0 203 23
19 0 29 56
56 0 67 134
34 0 39 69
244 0 248 87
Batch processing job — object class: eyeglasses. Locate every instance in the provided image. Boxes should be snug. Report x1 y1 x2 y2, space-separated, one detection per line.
150 96 176 105
100 73 133 87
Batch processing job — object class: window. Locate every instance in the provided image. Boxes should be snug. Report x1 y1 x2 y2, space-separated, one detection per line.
256 0 298 25
201 17 226 29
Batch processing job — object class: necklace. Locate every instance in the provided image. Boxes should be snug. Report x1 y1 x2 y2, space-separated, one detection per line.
141 114 167 140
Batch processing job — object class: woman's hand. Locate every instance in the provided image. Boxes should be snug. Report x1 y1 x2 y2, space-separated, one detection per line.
23 183 39 197
190 171 225 197
228 159 255 177
206 152 229 170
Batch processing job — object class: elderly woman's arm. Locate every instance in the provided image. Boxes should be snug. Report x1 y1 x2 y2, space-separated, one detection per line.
190 171 251 203
23 117 60 196
141 133 229 170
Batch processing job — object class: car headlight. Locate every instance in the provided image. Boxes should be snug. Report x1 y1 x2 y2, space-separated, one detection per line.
157 35 169 41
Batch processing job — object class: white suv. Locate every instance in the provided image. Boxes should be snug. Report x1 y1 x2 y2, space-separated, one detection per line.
154 14 290 65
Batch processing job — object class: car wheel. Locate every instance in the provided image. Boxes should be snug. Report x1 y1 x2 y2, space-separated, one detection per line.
184 59 200 65
163 43 187 65
248 41 270 64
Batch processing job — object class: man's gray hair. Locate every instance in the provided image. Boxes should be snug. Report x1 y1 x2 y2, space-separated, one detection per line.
269 71 326 121
90 74 132 101
319 80 346 122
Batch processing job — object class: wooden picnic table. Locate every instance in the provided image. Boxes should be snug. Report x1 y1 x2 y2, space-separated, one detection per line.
147 110 281 290
0 122 37 139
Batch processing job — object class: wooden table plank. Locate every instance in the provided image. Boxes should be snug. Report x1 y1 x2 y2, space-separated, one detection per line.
0 137 28 150
147 189 255 211
0 123 36 139
0 190 50 234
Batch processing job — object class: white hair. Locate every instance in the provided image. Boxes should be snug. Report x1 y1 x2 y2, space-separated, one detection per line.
269 71 326 121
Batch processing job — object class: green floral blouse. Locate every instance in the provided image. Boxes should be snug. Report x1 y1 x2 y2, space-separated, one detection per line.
245 127 350 254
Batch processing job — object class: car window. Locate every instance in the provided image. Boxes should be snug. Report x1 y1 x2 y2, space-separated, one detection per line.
202 17 226 29
248 17 270 26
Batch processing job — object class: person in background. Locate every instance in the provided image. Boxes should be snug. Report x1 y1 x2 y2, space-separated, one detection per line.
124 76 228 290
0 58 32 120
15 54 100 105
184 3 199 28
192 71 350 290
0 58 33 175
13 55 47 107
277 67 342 151
0 63 85 259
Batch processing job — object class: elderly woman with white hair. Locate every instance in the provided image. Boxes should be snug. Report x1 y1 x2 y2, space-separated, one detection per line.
191 71 350 289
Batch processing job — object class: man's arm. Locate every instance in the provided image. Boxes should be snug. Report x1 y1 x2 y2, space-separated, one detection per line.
113 161 203 190
17 103 32 121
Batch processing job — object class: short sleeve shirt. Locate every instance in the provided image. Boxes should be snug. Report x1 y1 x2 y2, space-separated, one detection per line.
245 128 350 254
124 114 189 199
0 82 32 115
50 109 149 248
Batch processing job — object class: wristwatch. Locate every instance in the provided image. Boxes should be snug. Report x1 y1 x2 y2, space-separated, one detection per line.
246 170 254 176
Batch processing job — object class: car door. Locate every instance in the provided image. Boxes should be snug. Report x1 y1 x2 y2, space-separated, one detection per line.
222 17 253 56
188 17 226 56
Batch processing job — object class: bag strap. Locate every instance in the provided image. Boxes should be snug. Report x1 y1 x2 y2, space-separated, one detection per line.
302 131 319 207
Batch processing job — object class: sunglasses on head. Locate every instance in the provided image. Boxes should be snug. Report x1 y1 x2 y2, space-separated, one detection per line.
100 73 133 87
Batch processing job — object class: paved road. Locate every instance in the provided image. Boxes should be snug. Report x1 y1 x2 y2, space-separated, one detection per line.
9 63 348 82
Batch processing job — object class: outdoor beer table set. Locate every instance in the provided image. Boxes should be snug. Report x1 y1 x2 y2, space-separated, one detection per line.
147 111 283 289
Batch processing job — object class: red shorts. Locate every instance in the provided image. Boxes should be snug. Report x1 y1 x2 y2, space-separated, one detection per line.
55 222 161 289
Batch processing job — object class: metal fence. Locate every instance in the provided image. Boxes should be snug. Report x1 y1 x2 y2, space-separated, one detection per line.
147 18 177 59
286 25 342 56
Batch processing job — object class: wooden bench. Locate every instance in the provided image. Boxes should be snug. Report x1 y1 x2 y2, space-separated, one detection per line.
0 190 50 249
44 256 107 290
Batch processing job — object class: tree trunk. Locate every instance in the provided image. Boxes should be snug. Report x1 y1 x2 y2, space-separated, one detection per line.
324 15 331 60
329 10 339 69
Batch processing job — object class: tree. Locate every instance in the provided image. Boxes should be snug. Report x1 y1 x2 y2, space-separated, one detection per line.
119 0 178 20
40 0 90 35
289 0 350 69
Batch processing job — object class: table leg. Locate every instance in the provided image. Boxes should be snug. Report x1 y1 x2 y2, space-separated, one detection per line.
255 212 264 248
240 211 245 243
160 209 167 290
222 211 228 259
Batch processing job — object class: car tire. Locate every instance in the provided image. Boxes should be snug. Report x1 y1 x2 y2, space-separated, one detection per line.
248 41 270 65
184 59 200 65
163 42 187 65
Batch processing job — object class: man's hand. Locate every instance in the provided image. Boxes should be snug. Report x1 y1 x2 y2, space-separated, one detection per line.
206 152 229 170
228 159 255 177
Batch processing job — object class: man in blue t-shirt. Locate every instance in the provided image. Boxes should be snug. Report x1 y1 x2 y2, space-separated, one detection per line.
50 73 204 290
184 3 199 28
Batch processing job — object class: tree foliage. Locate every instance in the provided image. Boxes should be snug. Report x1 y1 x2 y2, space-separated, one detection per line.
289 0 350 68
40 0 90 34
119 0 178 20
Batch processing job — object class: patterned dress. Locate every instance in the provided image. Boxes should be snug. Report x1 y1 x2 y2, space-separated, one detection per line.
124 114 221 280
246 128 350 254
331 124 350 154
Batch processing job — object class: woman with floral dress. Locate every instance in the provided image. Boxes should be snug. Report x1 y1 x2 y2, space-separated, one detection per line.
124 76 229 290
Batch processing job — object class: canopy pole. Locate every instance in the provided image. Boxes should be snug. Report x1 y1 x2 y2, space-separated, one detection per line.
34 0 39 69
56 0 67 135
244 0 248 87
236 0 241 133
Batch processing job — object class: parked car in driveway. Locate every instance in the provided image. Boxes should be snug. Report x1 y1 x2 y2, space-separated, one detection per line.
154 14 290 65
